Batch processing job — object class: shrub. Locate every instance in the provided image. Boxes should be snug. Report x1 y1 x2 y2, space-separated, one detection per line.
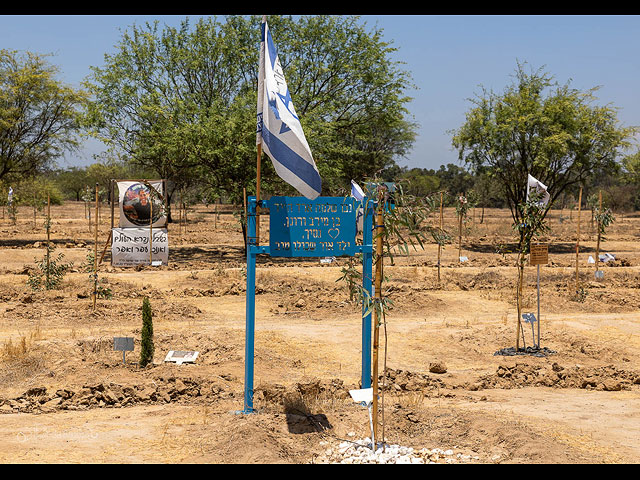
139 297 154 367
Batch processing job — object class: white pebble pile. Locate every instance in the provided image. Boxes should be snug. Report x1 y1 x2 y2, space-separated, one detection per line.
315 435 480 464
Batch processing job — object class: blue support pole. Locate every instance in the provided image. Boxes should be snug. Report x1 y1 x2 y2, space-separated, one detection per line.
242 196 257 413
361 198 374 388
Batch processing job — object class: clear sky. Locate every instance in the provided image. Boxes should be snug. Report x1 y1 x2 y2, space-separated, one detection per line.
1 14 639 171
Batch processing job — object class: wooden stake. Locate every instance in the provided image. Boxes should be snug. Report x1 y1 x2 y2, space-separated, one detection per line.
457 194 463 261
372 195 384 445
99 180 115 266
595 190 602 273
46 194 51 288
93 183 98 312
256 142 262 246
179 191 183 244
575 187 582 291
149 189 153 266
438 191 443 284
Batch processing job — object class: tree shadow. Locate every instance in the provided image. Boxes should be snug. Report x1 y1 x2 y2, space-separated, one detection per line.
464 241 597 254
0 238 77 248
169 245 245 263
283 394 332 435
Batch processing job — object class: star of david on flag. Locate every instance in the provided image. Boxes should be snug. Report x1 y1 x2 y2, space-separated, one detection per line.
256 17 322 200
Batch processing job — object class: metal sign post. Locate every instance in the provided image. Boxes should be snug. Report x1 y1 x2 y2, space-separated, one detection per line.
529 243 549 348
240 196 374 414
113 337 134 364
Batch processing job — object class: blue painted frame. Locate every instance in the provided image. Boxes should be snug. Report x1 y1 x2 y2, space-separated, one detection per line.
241 196 374 413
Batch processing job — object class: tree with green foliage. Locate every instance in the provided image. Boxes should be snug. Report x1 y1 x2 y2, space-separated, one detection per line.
140 297 154 368
82 15 417 209
0 49 87 182
451 61 637 235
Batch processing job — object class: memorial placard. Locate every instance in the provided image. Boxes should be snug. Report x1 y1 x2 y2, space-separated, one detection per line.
164 350 199 365
112 227 168 266
117 181 166 228
268 196 357 257
529 243 549 266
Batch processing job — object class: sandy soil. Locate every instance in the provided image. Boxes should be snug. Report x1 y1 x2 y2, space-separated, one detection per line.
0 201 638 463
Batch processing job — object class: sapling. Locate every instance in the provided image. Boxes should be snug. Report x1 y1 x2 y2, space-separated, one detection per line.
593 192 614 274
455 192 476 261
27 245 73 291
512 190 550 350
337 179 445 451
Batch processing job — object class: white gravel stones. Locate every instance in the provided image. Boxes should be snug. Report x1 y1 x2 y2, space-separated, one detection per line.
315 438 480 464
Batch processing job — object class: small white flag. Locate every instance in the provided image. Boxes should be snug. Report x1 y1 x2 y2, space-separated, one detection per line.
350 180 365 201
527 174 550 206
350 180 365 233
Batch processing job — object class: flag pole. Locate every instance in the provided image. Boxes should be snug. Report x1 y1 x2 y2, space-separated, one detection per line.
575 186 582 293
256 143 262 246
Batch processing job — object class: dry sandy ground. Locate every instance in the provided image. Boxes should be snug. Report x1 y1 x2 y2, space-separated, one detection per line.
0 201 638 463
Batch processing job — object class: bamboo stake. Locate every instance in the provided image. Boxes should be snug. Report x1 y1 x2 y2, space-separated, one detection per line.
457 194 463 261
179 191 183 244
372 195 384 445
256 143 262 246
99 180 115 265
575 187 582 292
437 191 443 284
595 190 602 274
46 194 51 288
149 190 153 266
93 183 98 312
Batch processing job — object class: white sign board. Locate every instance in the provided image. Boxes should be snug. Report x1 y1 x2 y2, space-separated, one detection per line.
112 228 168 267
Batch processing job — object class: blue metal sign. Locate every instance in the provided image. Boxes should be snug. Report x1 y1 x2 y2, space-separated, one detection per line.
268 196 357 257
240 195 374 414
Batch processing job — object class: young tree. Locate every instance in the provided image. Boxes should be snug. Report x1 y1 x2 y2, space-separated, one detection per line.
513 191 550 350
451 62 636 238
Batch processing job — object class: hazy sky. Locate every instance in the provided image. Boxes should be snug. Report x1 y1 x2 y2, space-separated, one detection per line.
2 14 639 171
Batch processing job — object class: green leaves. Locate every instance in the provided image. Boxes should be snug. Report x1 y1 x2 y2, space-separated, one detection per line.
83 15 417 202
0 49 87 181
451 61 637 227
512 191 550 257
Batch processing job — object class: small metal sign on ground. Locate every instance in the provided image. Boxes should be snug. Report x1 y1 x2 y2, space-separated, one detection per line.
113 337 134 364
164 350 199 365
529 243 549 266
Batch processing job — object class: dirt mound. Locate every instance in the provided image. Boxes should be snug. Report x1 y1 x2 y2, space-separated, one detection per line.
468 363 640 391
0 375 232 415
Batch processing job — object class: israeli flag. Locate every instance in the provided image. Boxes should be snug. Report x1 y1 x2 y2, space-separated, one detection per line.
350 180 365 232
527 174 550 206
257 17 321 200
351 180 365 201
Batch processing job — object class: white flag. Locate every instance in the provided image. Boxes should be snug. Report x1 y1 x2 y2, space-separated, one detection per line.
256 17 321 200
350 180 365 233
350 180 365 201
527 174 550 206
